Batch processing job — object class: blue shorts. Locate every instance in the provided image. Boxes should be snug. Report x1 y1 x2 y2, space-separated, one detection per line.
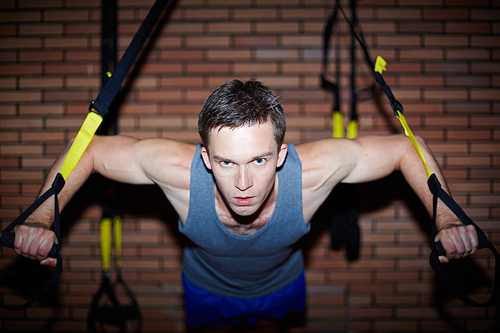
182 270 306 328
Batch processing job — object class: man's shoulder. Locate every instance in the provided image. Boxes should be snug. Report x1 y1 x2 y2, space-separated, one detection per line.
133 138 198 187
136 137 198 161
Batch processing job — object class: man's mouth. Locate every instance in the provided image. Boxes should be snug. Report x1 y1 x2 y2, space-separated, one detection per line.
234 197 254 205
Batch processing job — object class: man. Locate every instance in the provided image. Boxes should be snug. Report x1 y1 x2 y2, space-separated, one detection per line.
14 80 478 330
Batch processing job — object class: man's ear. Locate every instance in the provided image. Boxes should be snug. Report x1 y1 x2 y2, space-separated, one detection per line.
200 146 212 170
277 143 288 168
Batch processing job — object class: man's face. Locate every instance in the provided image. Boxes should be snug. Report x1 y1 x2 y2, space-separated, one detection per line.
201 121 288 217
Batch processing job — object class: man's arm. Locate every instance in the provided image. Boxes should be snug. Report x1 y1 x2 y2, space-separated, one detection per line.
298 134 478 263
14 135 195 266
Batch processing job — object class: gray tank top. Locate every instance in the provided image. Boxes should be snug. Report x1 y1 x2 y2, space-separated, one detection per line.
179 144 310 298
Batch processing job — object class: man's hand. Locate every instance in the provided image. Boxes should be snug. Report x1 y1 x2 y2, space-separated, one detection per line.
14 224 58 267
435 224 478 264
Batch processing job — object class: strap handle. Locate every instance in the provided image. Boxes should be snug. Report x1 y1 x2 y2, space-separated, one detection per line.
428 174 500 307
0 173 65 311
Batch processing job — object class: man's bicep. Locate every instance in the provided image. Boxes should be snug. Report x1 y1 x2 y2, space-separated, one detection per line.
341 135 405 184
89 135 155 185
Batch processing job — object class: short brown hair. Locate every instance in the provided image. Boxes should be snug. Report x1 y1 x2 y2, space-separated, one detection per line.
198 79 286 148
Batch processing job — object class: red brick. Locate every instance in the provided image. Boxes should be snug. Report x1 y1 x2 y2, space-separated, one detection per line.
233 8 277 20
65 50 100 61
43 9 90 22
424 35 468 47
446 22 491 34
424 8 468 20
424 62 468 74
256 22 299 34
399 22 444 34
0 10 41 22
281 8 326 20
159 49 203 61
444 0 489 5
377 8 421 20
255 49 300 61
378 35 421 47
0 64 43 76
19 50 60 62
446 102 490 113
207 49 251 61
375 320 418 332
0 91 42 103
45 63 97 75
185 63 230 75
0 23 16 36
44 36 89 48
471 62 500 74
1 170 44 181
65 22 100 35
423 89 468 101
447 156 491 167
471 35 500 47
471 9 500 21
399 75 443 87
137 63 182 75
185 8 229 20
20 77 64 89
445 75 489 87
18 0 64 9
44 90 90 102
350 307 393 319
0 51 16 63
471 89 500 101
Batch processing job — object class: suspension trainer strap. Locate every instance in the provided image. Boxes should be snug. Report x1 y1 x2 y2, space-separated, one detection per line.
321 0 363 262
331 0 498 306
374 57 499 307
0 0 171 311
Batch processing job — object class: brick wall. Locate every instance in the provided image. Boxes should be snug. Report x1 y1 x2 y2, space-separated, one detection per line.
1 0 499 332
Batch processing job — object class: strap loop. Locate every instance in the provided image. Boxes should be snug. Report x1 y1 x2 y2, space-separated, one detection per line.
0 173 65 311
427 174 500 307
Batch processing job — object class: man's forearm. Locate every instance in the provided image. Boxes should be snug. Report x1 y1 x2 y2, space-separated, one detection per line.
398 135 460 231
25 139 95 228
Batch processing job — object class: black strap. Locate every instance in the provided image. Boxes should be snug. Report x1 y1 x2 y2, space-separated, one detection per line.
320 2 340 113
428 174 500 307
321 0 376 122
91 0 170 116
0 173 64 311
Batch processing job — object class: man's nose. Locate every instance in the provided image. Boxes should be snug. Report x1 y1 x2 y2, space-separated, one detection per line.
235 167 252 191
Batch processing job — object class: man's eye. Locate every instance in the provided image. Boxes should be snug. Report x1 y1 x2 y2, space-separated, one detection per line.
254 158 265 165
220 161 233 167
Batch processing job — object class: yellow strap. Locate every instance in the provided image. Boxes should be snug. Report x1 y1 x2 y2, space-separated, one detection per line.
59 112 103 180
100 217 112 272
113 216 123 270
332 111 344 138
395 110 432 178
374 56 387 74
346 119 358 139
374 56 432 178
